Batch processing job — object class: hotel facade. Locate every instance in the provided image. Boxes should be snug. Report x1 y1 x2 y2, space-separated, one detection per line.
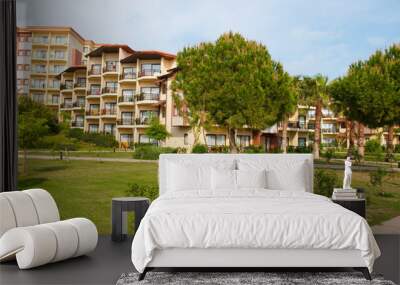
18 26 399 150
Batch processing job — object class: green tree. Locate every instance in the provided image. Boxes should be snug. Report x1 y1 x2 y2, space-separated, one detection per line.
330 44 400 158
18 113 49 174
298 74 330 159
145 118 171 143
172 32 296 153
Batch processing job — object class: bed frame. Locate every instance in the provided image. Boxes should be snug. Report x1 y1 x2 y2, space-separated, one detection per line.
138 154 372 281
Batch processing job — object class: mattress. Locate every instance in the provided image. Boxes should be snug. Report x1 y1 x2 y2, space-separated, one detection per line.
131 190 380 273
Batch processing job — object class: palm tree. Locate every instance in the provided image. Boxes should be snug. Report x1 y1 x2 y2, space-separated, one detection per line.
299 74 330 159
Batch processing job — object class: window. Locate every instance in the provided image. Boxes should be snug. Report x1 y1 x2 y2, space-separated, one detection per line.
51 65 65 74
32 93 44 104
236 135 250 147
51 95 59 105
103 102 116 115
33 35 48 44
31 79 46 88
90 64 101 75
63 98 73 108
298 137 307 147
88 104 99 115
83 46 89 54
64 80 73 89
139 134 157 144
140 87 160 101
105 61 118 72
88 124 99 133
322 137 336 146
105 81 118 91
76 96 85 107
33 49 47 59
206 134 226 146
121 112 133 125
52 50 65 59
298 115 306 129
90 84 101 95
322 108 334 117
120 134 133 144
24 64 30 71
123 67 136 79
322 123 336 133
76 77 86 87
184 133 189 145
121 89 134 102
104 124 115 135
139 110 158 124
140 63 161 76
32 64 46 73
53 35 67 45
308 110 315 119
48 79 60 89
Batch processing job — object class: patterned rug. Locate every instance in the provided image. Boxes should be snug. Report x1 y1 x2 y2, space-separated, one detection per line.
116 271 395 285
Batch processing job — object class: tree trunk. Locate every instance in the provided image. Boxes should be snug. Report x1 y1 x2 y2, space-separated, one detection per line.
313 101 322 159
358 122 365 158
228 128 238 153
387 125 394 154
348 120 356 156
346 119 351 150
281 118 288 153
23 148 28 175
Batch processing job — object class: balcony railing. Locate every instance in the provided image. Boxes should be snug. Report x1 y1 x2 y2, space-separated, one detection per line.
137 93 159 101
103 66 118 73
116 118 135 125
88 68 101 76
48 68 64 74
51 39 68 45
87 89 101 96
136 117 151 125
32 38 49 44
49 54 66 60
60 83 73 90
31 83 46 89
60 102 73 109
118 96 134 103
101 109 117 115
48 83 60 89
322 128 337 133
73 101 85 108
85 110 100 116
102 130 116 136
74 82 86 88
71 121 84 128
102 87 118 94
31 68 46 74
32 54 47 60
138 69 161 77
119 72 137 80
308 124 315 130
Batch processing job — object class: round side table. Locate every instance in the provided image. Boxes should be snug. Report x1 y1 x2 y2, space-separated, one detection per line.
111 197 150 242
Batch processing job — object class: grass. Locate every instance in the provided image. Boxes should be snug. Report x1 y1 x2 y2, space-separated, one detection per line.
23 150 134 159
18 159 400 234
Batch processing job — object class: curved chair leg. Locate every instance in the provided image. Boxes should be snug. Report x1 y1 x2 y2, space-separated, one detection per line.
354 267 372 280
138 267 148 281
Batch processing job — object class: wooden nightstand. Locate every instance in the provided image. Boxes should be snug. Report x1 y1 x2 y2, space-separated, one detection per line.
332 198 366 218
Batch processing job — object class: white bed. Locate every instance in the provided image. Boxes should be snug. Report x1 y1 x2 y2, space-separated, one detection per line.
131 154 380 280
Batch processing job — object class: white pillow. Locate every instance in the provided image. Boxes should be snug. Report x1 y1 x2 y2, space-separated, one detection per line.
266 163 307 191
236 169 267 189
168 162 211 191
211 168 237 190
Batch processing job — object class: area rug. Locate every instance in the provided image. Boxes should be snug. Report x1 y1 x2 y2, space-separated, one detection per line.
116 272 395 285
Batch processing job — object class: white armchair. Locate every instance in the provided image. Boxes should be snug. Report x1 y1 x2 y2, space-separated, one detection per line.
0 189 98 269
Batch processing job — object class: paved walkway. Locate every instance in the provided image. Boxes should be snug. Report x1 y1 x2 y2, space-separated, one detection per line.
18 154 157 163
372 216 400 234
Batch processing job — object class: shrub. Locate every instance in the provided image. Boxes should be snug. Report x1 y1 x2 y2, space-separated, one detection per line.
314 169 338 198
192 144 208 153
133 145 178 160
242 145 265 153
365 139 382 153
126 183 158 201
36 134 77 151
288 145 312 153
323 148 335 163
209 145 229 153
351 147 362 163
176 147 187 154
67 128 84 140
369 167 388 188
394 144 400 153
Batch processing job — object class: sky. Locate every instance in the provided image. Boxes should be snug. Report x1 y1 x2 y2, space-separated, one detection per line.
17 0 400 79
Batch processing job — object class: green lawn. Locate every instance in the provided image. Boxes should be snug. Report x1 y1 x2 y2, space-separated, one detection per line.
23 150 135 159
18 159 400 234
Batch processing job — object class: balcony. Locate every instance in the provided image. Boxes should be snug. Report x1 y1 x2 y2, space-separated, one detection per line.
32 38 49 46
103 66 118 74
119 72 137 81
51 39 68 46
71 121 84 128
47 83 60 90
72 101 85 109
322 127 337 134
30 83 46 89
31 68 47 75
88 68 101 77
138 69 161 78
101 109 117 116
116 118 135 127
101 87 118 96
74 82 87 90
135 117 151 126
118 96 134 104
60 83 73 91
136 93 160 103
60 102 73 109
48 68 64 75
85 110 100 117
87 89 101 98
31 54 47 61
49 54 66 61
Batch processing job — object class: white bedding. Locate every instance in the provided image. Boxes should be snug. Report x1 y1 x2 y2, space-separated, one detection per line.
131 190 380 273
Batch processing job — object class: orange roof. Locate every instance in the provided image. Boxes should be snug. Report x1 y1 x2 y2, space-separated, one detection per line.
56 65 87 78
86 44 134 57
121 50 176 63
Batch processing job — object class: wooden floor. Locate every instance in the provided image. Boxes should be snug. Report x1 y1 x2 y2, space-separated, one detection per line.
0 235 398 285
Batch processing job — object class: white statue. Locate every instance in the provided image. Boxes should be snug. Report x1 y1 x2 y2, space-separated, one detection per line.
343 157 352 189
